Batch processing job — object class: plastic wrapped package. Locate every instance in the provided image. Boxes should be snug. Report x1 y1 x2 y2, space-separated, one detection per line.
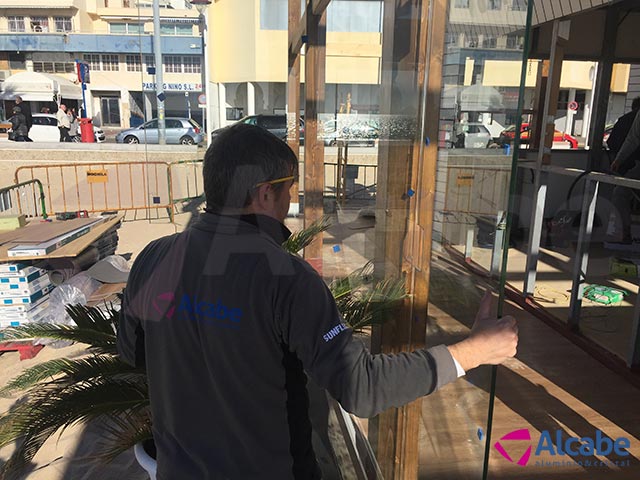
37 272 102 348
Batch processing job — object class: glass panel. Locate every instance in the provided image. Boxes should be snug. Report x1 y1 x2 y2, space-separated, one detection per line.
128 22 143 34
301 0 530 477
160 24 175 35
110 23 127 34
175 24 193 35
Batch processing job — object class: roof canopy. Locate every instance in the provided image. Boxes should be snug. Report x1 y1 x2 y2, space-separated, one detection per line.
0 71 82 102
530 0 640 62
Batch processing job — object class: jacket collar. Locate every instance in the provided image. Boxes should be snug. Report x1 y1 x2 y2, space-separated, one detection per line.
193 211 292 245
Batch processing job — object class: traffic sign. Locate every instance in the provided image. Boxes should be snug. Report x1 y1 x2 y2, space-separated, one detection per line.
568 101 579 111
198 93 206 105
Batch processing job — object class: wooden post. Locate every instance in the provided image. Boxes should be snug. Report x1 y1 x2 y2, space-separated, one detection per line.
370 0 446 478
588 6 618 170
537 20 569 164
529 60 549 149
288 0 301 216
303 3 327 263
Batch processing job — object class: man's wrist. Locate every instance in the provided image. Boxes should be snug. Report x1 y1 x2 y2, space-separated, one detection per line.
447 339 479 373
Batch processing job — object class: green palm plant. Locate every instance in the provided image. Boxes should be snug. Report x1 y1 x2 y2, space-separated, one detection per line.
0 219 406 479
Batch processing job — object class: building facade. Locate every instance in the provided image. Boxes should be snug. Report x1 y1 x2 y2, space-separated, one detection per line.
0 0 203 128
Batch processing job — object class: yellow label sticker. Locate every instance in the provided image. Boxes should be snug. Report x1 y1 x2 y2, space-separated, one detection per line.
456 174 474 186
87 169 108 183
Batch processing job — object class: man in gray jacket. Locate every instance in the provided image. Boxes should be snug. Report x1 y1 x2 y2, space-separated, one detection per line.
117 123 518 480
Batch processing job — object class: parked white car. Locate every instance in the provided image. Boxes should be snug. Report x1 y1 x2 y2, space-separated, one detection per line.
28 113 105 142
450 123 494 149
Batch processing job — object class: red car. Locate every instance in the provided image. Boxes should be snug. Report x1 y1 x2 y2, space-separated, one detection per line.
499 123 578 149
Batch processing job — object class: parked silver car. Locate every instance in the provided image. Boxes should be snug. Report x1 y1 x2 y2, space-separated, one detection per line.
115 118 203 145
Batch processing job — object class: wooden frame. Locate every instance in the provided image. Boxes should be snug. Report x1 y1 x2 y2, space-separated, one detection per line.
288 0 448 476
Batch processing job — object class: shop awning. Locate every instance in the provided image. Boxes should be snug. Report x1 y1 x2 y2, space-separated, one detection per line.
0 71 82 102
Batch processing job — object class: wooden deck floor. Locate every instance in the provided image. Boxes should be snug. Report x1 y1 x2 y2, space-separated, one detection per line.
416 255 640 479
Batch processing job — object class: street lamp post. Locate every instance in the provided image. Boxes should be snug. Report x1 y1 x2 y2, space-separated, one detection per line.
190 0 212 147
153 0 166 144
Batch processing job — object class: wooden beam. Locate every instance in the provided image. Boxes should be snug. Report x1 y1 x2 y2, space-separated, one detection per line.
302 2 327 262
369 0 447 478
588 5 619 169
289 10 307 55
288 0 302 215
312 0 331 16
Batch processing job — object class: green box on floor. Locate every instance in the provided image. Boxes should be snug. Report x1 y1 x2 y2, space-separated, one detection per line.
609 258 638 278
0 214 26 231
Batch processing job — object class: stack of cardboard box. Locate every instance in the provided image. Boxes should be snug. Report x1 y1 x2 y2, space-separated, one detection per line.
0 263 53 328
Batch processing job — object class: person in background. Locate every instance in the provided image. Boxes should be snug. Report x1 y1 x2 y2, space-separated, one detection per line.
68 107 80 140
56 104 71 142
40 106 51 114
608 98 640 245
14 96 32 142
9 106 28 142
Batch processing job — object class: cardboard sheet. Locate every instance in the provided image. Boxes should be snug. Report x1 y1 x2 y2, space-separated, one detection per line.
0 217 104 244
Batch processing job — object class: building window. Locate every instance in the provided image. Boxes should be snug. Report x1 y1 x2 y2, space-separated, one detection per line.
8 16 25 32
126 54 142 72
489 0 502 9
160 23 194 35
33 61 75 73
466 33 478 48
163 55 182 73
182 56 201 74
84 54 101 71
511 0 527 11
30 16 49 33
145 55 155 68
445 32 459 46
54 16 73 32
482 36 497 48
454 0 470 7
110 22 143 34
102 54 120 71
506 34 524 49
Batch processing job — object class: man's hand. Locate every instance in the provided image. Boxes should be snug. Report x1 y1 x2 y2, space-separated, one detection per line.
447 291 518 372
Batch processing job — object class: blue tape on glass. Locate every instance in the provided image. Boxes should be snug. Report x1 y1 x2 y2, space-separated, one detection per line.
478 428 484 441
425 137 430 146
407 189 415 197
332 245 341 253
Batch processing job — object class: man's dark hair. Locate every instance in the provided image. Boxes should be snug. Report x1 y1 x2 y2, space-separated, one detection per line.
203 123 298 210
632 97 640 112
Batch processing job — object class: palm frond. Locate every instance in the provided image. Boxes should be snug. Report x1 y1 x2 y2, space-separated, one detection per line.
331 266 408 331
96 409 153 462
0 376 149 477
0 355 141 397
0 323 117 354
329 262 375 300
282 216 332 254
66 303 119 336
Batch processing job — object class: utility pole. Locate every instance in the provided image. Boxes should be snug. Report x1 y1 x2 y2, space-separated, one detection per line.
153 0 166 144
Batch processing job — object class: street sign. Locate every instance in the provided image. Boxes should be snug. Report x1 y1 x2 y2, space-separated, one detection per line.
198 93 206 105
568 101 579 111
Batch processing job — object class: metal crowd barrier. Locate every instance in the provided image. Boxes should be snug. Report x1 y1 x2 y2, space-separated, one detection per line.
0 179 48 219
14 160 204 223
297 161 378 201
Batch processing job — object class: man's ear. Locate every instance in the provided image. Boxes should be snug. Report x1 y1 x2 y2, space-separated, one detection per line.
252 184 272 208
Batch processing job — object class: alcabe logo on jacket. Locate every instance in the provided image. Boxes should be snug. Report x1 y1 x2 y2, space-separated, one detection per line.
154 291 242 329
